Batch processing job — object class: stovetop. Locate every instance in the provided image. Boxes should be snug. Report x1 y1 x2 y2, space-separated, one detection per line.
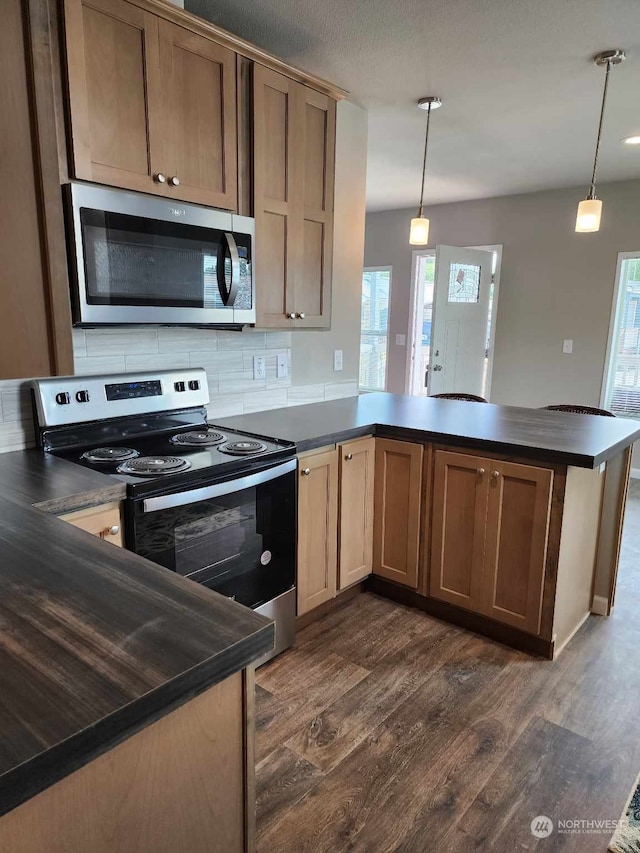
49 422 296 497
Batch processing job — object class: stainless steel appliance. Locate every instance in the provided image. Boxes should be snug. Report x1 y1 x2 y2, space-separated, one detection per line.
31 370 295 666
65 182 255 327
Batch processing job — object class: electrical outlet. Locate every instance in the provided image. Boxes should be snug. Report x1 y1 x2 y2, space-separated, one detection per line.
562 339 573 354
395 334 406 346
253 355 266 380
334 350 343 371
276 352 288 379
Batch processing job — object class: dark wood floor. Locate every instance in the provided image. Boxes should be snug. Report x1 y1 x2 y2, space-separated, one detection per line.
255 481 640 852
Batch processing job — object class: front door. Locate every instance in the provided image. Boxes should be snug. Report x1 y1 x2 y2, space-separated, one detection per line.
428 246 493 397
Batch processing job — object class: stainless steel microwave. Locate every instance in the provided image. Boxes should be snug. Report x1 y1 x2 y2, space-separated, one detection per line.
65 182 255 326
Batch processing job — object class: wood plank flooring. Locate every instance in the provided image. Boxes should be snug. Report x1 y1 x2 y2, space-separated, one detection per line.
255 481 640 852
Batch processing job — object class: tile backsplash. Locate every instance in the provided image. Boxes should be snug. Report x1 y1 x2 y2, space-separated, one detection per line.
0 327 359 453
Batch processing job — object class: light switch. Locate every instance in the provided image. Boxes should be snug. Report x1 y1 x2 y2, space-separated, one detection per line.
395 334 406 346
334 350 343 371
276 352 288 379
562 339 573 354
253 355 266 380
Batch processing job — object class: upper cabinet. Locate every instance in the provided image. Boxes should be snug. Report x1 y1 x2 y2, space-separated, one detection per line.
253 64 336 329
63 0 238 209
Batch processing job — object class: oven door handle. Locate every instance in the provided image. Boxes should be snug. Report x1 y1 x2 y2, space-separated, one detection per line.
141 458 297 513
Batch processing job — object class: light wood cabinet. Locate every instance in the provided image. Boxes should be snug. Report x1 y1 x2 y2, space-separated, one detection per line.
297 449 338 615
430 450 553 635
373 439 423 589
253 64 335 329
338 437 375 590
64 0 237 209
59 502 123 547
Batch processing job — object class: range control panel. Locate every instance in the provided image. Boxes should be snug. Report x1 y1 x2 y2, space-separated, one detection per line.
31 369 209 427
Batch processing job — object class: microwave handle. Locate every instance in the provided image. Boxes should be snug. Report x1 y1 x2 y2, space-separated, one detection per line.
217 232 240 307
141 458 297 514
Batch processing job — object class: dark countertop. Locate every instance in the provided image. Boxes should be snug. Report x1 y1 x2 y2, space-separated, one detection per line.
0 449 273 817
214 392 640 468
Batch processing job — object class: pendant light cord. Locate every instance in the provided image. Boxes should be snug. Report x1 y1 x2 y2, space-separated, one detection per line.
418 104 432 216
589 59 611 199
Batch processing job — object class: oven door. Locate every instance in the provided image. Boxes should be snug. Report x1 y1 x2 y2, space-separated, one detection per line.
128 459 296 610
66 182 255 326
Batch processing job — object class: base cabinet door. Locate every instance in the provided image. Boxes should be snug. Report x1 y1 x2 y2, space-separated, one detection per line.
59 502 123 547
297 449 338 615
338 437 375 589
430 451 487 610
373 439 422 588
481 461 553 634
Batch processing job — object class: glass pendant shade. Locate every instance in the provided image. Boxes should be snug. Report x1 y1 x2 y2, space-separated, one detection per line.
575 198 603 233
409 217 430 245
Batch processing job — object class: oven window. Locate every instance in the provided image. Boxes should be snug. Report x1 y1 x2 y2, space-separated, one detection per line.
80 208 252 309
133 473 295 609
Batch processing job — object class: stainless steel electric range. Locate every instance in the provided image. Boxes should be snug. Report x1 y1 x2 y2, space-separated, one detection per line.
31 368 296 666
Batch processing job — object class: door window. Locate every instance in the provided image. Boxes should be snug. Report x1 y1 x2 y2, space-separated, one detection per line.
604 253 640 416
359 268 391 391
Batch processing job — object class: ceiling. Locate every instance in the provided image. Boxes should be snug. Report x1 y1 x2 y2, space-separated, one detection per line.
187 0 640 211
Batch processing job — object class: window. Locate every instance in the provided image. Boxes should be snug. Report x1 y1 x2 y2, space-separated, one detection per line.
360 268 391 391
604 253 640 417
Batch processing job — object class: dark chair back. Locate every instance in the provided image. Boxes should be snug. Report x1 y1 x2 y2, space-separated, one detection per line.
432 393 488 403
541 404 616 417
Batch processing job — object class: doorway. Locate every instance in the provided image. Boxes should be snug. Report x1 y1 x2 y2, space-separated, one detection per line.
407 245 502 398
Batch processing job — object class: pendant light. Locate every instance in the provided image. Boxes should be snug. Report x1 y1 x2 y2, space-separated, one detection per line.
575 49 625 233
409 96 442 245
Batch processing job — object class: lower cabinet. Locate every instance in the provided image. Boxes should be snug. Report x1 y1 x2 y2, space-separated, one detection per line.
372 439 423 589
297 448 338 616
297 437 375 616
430 450 553 635
59 502 123 547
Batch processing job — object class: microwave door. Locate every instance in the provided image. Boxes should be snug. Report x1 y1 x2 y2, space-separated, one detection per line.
230 214 256 325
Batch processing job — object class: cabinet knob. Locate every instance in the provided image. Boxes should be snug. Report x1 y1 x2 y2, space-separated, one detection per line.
287 312 296 319
301 468 311 476
153 173 166 184
106 525 120 536
491 470 500 480
345 453 353 461
298 312 305 319
477 468 485 477
169 176 180 187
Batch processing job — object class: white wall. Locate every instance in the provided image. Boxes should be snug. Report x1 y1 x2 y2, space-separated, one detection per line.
0 100 368 453
365 179 640 411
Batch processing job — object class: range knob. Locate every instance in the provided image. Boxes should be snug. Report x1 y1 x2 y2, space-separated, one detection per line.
55 392 70 405
174 381 186 392
75 390 90 403
188 379 200 391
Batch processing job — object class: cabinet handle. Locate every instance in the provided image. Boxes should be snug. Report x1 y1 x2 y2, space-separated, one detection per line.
345 453 353 461
491 470 500 480
153 173 166 184
477 468 485 477
298 312 305 319
168 176 180 187
301 468 311 476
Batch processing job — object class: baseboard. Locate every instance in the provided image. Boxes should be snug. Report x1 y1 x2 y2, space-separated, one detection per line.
553 611 591 656
591 594 610 616
630 468 640 479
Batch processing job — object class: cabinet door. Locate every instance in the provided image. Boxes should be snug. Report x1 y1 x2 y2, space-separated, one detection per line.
253 65 298 327
294 87 335 330
64 0 163 193
429 451 488 611
338 438 375 589
297 450 338 615
59 503 123 547
158 21 237 210
481 461 553 634
373 439 422 588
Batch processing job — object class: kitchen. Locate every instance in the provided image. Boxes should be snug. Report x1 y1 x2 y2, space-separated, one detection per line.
2 0 640 850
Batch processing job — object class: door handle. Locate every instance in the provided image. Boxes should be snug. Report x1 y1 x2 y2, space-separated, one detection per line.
216 233 240 307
